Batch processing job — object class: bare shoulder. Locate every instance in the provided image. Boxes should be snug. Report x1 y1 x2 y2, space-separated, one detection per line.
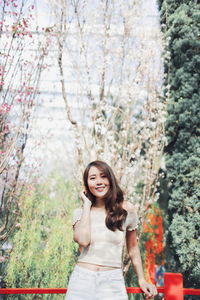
122 201 136 213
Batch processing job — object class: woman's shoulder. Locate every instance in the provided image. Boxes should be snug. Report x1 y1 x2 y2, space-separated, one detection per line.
122 200 136 213
122 201 139 231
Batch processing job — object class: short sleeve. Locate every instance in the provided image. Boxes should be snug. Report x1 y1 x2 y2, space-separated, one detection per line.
72 207 82 227
125 210 139 231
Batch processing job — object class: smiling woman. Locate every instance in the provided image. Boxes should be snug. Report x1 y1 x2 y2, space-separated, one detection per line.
64 160 157 300
82 161 128 232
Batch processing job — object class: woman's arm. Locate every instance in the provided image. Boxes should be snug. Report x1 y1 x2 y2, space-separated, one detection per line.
73 192 92 248
126 230 157 299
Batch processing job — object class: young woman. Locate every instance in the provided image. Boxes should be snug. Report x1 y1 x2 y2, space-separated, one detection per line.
65 160 157 300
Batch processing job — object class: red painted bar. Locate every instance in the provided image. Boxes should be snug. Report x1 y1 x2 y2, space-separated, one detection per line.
126 287 165 294
0 288 67 294
164 273 183 300
0 287 200 295
183 289 200 296
0 287 165 295
0 274 200 296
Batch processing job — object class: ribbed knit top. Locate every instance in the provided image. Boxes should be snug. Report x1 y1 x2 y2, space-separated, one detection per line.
72 207 139 268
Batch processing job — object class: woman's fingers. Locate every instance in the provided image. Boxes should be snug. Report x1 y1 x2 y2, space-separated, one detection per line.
148 283 157 296
142 287 152 298
141 282 158 299
80 190 92 206
141 284 151 297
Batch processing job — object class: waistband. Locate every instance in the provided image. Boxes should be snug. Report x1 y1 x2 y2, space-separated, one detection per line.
74 264 122 276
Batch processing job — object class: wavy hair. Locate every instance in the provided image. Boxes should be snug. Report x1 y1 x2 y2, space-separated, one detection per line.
83 160 127 231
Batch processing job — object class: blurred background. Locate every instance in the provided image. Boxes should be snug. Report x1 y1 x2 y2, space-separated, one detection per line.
0 0 199 299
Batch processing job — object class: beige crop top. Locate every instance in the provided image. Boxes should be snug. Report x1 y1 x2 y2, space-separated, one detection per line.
72 207 139 268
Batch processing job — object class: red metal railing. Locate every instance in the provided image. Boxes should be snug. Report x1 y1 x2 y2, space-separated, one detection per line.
1 273 200 298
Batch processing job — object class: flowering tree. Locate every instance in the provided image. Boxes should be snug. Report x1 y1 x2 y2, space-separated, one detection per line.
48 0 166 275
0 0 49 245
48 0 165 215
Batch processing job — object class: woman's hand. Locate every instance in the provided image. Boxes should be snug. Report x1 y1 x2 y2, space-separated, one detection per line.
139 278 158 299
80 190 92 207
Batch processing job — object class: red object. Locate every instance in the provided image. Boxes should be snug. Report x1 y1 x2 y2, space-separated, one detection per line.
164 273 183 299
0 273 200 297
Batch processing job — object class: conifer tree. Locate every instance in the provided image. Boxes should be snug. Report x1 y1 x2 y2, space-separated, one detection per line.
158 0 200 290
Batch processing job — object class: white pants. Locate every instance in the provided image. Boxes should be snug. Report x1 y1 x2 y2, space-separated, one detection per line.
65 265 128 300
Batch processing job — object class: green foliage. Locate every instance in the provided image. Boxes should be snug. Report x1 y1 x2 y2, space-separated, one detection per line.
159 0 200 291
4 175 80 300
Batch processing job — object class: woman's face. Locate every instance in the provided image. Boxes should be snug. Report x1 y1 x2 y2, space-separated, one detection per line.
87 166 110 199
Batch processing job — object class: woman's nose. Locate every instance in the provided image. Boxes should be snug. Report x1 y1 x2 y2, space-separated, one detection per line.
96 177 102 184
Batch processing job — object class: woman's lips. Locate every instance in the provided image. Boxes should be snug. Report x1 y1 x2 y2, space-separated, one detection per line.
95 186 105 192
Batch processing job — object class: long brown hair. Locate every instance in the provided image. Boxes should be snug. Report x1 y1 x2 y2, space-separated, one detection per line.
83 160 127 231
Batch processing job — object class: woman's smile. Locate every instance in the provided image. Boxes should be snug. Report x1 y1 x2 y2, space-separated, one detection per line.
95 186 105 191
